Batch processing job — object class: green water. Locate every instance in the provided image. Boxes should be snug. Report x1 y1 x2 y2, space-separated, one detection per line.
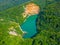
21 15 37 38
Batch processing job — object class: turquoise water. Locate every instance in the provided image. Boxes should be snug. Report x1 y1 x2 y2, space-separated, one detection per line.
21 15 37 38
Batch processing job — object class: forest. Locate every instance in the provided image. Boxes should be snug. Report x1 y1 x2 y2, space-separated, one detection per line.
0 0 60 45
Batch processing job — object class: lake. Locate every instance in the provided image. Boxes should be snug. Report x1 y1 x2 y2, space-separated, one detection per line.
21 15 37 38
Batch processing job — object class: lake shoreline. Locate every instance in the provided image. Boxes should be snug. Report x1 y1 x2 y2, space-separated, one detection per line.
21 15 38 38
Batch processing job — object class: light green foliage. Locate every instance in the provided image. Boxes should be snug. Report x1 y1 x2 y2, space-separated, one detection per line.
0 1 25 45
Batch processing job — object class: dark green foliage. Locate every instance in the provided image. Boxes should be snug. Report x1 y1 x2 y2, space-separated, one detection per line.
35 1 60 45
37 1 60 31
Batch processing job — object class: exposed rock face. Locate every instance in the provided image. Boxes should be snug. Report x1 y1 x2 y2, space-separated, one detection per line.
23 3 40 18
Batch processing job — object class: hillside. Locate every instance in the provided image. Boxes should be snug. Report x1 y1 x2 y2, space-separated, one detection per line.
0 0 60 45
0 0 30 11
0 0 41 45
35 1 60 45
0 1 31 45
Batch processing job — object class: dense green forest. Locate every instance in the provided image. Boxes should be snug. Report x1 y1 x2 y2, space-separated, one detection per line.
0 0 60 45
33 1 60 45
